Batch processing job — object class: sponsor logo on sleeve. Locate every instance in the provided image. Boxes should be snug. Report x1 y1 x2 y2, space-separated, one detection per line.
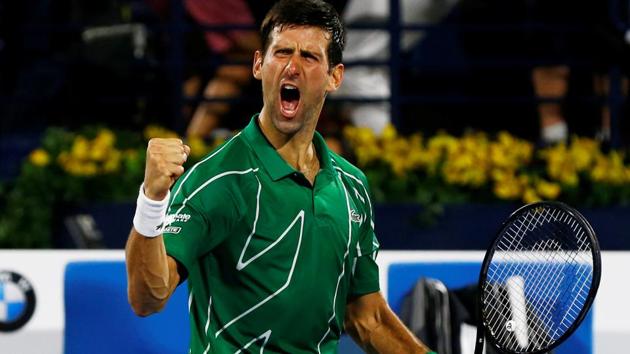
163 226 182 234
164 213 191 227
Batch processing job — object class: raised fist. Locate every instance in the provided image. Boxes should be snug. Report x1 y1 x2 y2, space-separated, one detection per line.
143 138 191 200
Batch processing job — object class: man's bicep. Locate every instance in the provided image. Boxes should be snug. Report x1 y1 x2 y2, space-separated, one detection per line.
347 291 385 316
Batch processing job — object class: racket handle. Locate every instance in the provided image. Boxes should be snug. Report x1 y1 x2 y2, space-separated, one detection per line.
474 325 485 354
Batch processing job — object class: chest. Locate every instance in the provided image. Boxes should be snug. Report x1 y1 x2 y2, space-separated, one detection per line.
214 172 367 278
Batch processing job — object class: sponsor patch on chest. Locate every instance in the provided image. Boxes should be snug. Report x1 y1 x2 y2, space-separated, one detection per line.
350 209 364 225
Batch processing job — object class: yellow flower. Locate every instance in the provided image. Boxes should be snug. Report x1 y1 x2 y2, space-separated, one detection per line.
569 137 599 171
407 145 425 169
541 144 580 186
489 133 533 172
590 153 626 184
590 155 607 182
560 171 579 186
389 157 407 176
29 149 50 167
71 136 90 160
490 144 511 168
497 131 515 146
63 160 85 176
494 175 521 200
356 127 376 146
523 187 541 204
94 129 116 149
535 179 561 199
381 124 397 141
356 145 380 166
82 162 98 176
103 150 122 173
491 168 518 183
428 132 457 154
89 145 107 162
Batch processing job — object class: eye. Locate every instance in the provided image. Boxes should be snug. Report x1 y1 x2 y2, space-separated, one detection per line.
275 48 292 56
302 53 318 62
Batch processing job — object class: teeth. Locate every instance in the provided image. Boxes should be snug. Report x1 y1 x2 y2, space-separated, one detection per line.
282 84 297 90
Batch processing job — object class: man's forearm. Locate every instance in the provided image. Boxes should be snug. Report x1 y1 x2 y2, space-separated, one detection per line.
356 310 431 354
125 228 179 316
345 295 432 354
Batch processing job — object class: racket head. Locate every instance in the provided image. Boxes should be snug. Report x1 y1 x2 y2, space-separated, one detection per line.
477 201 601 354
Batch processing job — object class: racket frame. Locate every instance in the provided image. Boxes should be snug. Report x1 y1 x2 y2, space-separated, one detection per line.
474 201 601 354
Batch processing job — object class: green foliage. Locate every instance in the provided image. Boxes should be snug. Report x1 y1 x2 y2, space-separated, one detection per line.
0 126 220 248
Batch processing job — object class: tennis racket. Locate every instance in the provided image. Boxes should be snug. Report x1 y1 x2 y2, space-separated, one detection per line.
474 201 601 354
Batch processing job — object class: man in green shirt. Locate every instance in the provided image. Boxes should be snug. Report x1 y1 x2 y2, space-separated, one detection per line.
126 1 434 353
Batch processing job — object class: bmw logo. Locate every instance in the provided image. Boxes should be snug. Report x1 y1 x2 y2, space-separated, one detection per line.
0 271 36 332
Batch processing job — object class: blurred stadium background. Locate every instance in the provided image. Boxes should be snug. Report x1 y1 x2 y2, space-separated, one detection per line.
0 0 629 353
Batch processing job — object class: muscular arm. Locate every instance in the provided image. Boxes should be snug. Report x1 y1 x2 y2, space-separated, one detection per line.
125 138 190 317
345 292 433 354
125 230 180 316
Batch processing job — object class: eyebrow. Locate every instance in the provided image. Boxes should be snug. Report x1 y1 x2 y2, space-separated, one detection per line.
299 49 322 60
273 45 323 59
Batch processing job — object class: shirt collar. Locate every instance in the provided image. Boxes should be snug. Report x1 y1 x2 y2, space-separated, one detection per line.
242 114 335 182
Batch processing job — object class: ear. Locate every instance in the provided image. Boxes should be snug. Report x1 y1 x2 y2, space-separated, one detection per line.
252 50 263 80
326 64 344 93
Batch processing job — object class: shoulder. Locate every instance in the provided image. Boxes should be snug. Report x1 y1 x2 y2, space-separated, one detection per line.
171 134 253 204
329 151 370 189
329 151 376 227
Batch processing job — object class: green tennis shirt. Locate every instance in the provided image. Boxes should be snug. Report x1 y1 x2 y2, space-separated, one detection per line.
163 116 380 354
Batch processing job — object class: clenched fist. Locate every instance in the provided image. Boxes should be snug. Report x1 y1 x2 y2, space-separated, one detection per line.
143 138 191 200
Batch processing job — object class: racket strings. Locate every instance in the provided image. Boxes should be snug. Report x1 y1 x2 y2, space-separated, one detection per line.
485 262 564 349
482 205 594 352
512 209 591 334
511 208 592 333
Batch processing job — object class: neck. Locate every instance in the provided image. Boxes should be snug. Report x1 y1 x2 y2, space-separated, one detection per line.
257 109 319 173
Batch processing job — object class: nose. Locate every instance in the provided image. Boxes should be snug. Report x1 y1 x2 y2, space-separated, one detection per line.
284 54 301 77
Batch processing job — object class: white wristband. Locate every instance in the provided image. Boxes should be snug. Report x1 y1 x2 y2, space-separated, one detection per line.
133 183 170 238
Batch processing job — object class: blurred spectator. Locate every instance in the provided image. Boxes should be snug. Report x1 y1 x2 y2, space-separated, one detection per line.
458 0 630 144
529 0 630 144
332 0 460 135
183 0 260 139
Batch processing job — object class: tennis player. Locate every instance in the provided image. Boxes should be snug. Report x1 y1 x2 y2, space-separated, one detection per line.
126 1 434 353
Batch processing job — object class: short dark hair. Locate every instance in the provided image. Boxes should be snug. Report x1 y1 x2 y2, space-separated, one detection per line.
260 0 345 68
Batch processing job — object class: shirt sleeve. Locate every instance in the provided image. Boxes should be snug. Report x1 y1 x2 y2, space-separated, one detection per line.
163 178 235 274
349 176 381 297
350 229 380 296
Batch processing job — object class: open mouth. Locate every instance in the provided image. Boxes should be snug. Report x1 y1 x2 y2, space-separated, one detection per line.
280 84 300 117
